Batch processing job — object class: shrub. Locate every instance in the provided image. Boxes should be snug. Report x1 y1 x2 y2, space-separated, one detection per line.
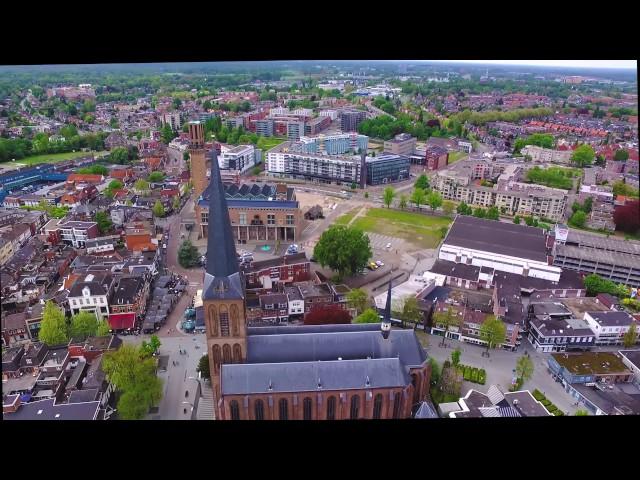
546 404 558 413
471 368 479 383
541 399 551 407
553 410 564 416
478 369 487 385
532 389 545 401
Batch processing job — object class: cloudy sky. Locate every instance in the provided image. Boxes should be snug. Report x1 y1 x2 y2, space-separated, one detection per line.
430 60 636 69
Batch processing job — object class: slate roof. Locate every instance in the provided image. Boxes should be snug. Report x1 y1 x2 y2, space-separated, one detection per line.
586 310 635 327
245 327 427 367
3 398 100 420
429 259 480 281
68 388 101 404
444 215 548 263
221 357 410 395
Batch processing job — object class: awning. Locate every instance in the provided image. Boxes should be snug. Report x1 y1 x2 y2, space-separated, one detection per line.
108 312 136 330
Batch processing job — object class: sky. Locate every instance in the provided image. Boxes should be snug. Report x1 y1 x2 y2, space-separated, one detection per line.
429 60 636 69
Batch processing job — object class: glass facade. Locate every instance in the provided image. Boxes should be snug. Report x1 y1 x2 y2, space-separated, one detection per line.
366 155 410 185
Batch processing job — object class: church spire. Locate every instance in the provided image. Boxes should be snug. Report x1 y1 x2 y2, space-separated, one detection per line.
202 144 243 300
381 280 392 339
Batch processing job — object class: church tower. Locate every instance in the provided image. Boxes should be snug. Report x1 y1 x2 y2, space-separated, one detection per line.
201 143 246 417
188 121 208 200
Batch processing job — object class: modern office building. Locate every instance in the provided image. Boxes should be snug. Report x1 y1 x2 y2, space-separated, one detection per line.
255 119 274 137
340 110 367 132
384 133 417 156
365 154 411 185
266 142 362 185
552 226 640 287
299 134 369 155
219 145 256 174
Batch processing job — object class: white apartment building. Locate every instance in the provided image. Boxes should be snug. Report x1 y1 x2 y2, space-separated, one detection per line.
583 311 638 346
161 112 182 131
521 145 572 164
319 110 338 121
219 144 256 173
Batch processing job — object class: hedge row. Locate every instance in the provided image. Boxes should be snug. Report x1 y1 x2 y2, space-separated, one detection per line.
458 364 486 385
532 389 564 415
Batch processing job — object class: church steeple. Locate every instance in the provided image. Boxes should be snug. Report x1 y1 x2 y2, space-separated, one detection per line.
202 144 243 300
381 280 392 339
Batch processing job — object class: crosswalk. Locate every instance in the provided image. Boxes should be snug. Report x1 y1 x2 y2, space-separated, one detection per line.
196 382 216 420
367 233 397 250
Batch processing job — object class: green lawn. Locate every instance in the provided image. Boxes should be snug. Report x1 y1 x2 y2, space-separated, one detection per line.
447 151 468 164
334 208 360 225
260 137 288 151
351 208 451 249
4 150 108 167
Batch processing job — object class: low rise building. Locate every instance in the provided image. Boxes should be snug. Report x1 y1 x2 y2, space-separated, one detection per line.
583 310 638 346
67 272 114 320
520 145 573 164
219 144 257 174
383 133 416 156
365 154 411 185
447 385 551 418
548 352 634 384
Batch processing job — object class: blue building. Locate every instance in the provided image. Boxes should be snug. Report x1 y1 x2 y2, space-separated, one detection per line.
365 154 410 186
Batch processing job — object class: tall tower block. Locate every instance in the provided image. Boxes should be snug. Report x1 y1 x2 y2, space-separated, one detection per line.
188 121 208 200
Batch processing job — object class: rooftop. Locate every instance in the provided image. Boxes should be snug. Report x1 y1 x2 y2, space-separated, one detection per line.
444 215 549 263
551 352 631 376
586 310 635 327
571 382 640 415
3 398 100 420
561 297 610 318
619 350 640 370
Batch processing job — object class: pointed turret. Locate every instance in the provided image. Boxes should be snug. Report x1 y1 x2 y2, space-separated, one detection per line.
381 280 392 339
202 145 243 300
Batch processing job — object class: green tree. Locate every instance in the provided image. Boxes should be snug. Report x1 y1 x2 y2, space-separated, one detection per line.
451 348 461 367
346 288 368 315
486 206 500 220
95 211 113 234
473 207 487 218
152 200 165 218
426 190 443 211
571 144 595 167
141 335 162 357
401 296 422 325
39 301 69 345
109 147 129 165
102 344 163 420
183 151 190 162
161 123 177 144
513 215 521 224
354 308 381 324
178 240 200 268
364 192 369 199
197 354 210 380
383 187 395 208
252 166 261 176
442 200 456 216
457 202 472 215
70 311 99 340
313 225 372 279
614 149 629 162
134 179 150 194
97 320 111 336
411 188 427 210
479 316 506 356
399 194 408 210
432 306 459 347
569 210 587 228
415 174 430 190
172 196 181 212
148 171 165 182
515 355 534 386
622 323 638 348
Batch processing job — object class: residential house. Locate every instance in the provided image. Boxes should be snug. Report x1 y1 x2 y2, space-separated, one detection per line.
583 310 638 346
67 272 114 320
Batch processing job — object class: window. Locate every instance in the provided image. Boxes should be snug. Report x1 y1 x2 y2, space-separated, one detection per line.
219 312 230 337
286 214 295 225
392 392 402 419
303 397 313 420
254 400 264 420
267 214 276 225
201 212 208 224
350 395 360 419
373 394 384 419
223 344 231 364
239 212 247 225
326 396 336 420
279 398 288 420
230 400 240 420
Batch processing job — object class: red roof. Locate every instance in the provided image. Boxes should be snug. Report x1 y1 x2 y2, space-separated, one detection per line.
108 312 136 330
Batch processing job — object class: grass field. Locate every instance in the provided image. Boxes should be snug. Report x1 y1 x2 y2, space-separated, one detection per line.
334 208 360 225
447 151 468 164
350 208 451 249
260 137 288 151
2 150 108 167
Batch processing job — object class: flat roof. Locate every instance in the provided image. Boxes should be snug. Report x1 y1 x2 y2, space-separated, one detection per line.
551 352 630 376
619 350 640 370
443 215 548 263
585 310 635 327
556 244 640 269
561 297 609 317
571 383 640 415
566 229 640 256
3 398 100 420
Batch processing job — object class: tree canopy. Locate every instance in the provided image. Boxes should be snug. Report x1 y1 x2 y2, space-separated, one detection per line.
383 187 395 208
354 308 381 324
313 225 372 279
346 288 368 315
178 240 200 268
39 301 69 345
70 311 100 340
304 304 352 325
152 200 166 218
571 144 595 167
197 354 211 380
95 211 112 234
479 316 506 354
515 355 534 386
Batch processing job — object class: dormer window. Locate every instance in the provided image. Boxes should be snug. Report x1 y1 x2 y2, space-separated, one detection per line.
83 286 90 297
